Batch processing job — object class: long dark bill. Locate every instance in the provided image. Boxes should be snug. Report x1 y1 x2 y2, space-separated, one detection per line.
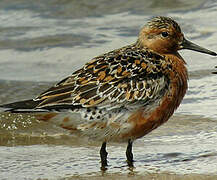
181 38 217 56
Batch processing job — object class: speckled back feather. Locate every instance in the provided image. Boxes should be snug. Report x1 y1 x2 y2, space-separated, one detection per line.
35 44 171 112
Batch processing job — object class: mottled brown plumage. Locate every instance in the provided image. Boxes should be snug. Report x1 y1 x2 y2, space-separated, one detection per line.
1 16 216 168
36 45 169 109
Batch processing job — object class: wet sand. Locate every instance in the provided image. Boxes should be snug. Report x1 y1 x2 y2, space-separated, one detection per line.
1 112 217 179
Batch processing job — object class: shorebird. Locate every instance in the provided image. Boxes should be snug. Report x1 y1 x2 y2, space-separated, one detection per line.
0 16 216 168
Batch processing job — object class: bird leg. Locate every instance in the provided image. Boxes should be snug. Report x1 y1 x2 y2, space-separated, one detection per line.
100 142 108 169
126 139 134 167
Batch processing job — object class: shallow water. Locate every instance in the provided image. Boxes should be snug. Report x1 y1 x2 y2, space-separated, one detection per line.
0 0 217 179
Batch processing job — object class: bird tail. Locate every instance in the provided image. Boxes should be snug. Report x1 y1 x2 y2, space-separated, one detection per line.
0 99 81 131
0 99 44 113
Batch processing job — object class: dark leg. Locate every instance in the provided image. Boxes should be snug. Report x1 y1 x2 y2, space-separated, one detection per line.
100 142 108 169
126 139 134 167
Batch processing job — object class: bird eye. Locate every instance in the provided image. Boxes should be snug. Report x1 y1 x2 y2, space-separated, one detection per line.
161 32 169 38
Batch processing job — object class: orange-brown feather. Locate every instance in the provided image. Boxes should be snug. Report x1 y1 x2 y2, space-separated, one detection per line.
121 53 188 140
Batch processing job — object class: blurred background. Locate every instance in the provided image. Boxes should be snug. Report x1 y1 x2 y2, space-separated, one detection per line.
0 0 217 179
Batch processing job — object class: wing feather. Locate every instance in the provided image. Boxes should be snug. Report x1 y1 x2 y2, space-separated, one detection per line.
34 45 170 110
